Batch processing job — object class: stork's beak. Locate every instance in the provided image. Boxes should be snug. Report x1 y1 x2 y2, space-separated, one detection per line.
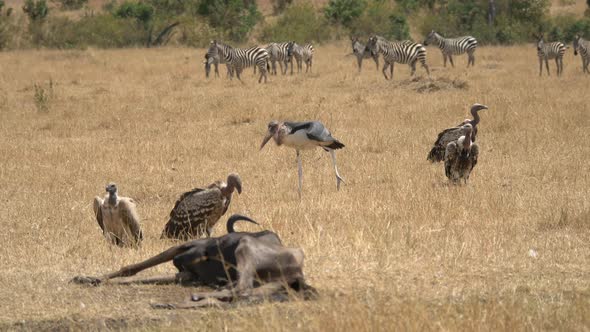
260 131 273 150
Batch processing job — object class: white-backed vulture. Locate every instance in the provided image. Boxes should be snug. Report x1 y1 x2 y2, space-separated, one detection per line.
161 173 242 240
93 183 143 247
427 103 487 163
444 124 479 184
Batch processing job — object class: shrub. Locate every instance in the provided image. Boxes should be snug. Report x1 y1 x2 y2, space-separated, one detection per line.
324 0 366 28
114 1 154 26
350 0 394 37
22 0 48 21
261 2 332 43
197 0 261 42
51 0 88 10
272 0 293 14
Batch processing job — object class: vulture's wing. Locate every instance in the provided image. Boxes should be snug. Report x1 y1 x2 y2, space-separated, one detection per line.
119 198 143 244
163 187 223 239
428 126 463 162
444 141 458 178
93 196 105 232
470 143 479 170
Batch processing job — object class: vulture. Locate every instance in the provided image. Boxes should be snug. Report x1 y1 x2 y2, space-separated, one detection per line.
161 173 242 240
427 103 488 163
444 124 479 184
93 183 143 247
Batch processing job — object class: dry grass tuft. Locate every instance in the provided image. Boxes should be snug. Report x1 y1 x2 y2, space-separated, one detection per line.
0 43 589 331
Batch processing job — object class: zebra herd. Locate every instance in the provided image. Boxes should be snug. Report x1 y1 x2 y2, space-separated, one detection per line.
352 31 477 80
204 40 315 83
203 31 590 83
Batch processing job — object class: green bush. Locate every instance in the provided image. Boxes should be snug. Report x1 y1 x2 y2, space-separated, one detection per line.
51 0 88 10
261 2 332 43
272 0 292 14
22 0 48 21
197 0 261 42
352 2 410 41
548 15 590 42
114 1 154 26
324 0 366 28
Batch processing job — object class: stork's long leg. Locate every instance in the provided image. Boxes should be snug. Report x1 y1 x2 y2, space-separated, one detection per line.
297 150 303 198
329 150 345 190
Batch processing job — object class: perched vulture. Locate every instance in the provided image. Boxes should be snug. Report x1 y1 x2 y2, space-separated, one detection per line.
427 103 488 163
93 183 143 247
444 124 479 184
161 173 242 240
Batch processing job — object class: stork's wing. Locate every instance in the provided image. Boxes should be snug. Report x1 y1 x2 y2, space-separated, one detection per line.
93 196 105 232
427 126 463 162
119 198 143 244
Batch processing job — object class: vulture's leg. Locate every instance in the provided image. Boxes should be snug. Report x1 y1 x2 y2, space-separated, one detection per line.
297 150 303 199
71 245 190 285
329 150 345 190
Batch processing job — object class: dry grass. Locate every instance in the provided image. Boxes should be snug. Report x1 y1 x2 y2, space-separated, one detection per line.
0 43 589 331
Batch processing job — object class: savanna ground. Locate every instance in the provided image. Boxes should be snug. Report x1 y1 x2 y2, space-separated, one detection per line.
0 43 589 331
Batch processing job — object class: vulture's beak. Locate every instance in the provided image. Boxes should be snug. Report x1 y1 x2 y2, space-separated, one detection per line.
236 181 242 194
260 131 273 150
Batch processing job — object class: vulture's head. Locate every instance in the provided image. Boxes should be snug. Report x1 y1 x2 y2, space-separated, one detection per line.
226 173 242 195
470 103 488 114
260 120 284 149
105 182 118 195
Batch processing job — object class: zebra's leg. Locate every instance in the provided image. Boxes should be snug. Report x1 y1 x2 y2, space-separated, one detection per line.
296 150 303 199
556 58 560 76
214 63 219 78
357 56 362 73
449 55 455 68
410 61 416 76
539 58 543 76
381 62 390 80
545 58 550 76
422 60 431 76
442 53 447 67
390 63 395 80
584 58 589 74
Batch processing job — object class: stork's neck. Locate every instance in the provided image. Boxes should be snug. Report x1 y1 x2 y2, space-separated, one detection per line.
108 192 118 206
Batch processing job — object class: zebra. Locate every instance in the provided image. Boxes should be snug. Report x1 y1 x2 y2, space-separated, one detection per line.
287 42 314 74
204 41 233 79
266 42 292 75
350 36 379 73
573 35 589 74
210 40 269 83
536 34 567 77
366 35 430 80
423 30 478 67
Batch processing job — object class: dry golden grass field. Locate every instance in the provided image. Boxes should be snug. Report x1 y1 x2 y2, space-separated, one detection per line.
0 43 589 331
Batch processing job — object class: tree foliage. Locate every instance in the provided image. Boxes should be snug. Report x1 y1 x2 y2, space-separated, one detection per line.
324 0 366 28
22 0 48 21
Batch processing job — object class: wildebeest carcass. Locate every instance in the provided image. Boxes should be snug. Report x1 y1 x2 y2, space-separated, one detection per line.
72 214 317 308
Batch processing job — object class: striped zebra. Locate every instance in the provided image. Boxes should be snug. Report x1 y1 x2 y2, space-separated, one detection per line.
423 30 478 67
573 35 589 74
366 35 430 80
287 42 314 74
266 42 292 75
536 34 567 77
210 40 269 83
204 42 232 79
350 36 379 73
